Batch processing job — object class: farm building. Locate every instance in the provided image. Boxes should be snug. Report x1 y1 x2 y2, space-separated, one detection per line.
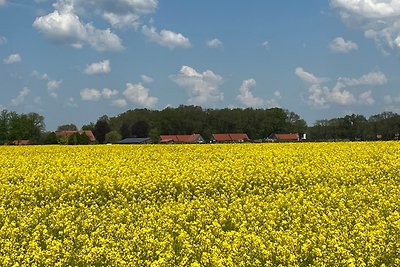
267 133 306 142
212 133 249 143
160 134 205 144
56 130 96 142
117 138 151 144
10 140 31 145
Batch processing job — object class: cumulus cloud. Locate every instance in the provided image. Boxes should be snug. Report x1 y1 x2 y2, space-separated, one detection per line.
296 67 386 108
101 88 118 99
33 8 123 51
0 36 7 45
330 0 400 53
141 74 154 83
80 87 119 101
295 67 327 84
358 90 375 105
236 79 281 108
207 38 223 48
329 37 358 53
80 88 102 101
84 60 111 75
236 79 264 107
384 94 400 104
52 0 158 29
262 41 269 49
65 97 78 108
11 87 30 107
170 65 224 106
111 98 127 108
142 25 191 49
32 70 62 98
3 53 21 64
123 82 158 108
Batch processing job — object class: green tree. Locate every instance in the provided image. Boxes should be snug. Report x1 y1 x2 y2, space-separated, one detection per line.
120 122 130 139
8 112 45 143
105 130 122 144
131 120 149 138
0 110 11 144
81 122 95 131
93 116 111 144
44 132 59 144
57 124 78 131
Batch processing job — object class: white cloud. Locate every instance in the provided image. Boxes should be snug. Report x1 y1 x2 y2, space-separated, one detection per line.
331 0 400 52
142 25 191 49
236 79 264 107
384 94 400 104
65 97 78 108
358 90 375 105
262 41 269 49
329 37 358 53
32 70 62 97
102 88 118 99
123 82 158 108
0 0 5 6
112 98 127 107
84 60 111 75
141 74 154 83
3 53 21 64
47 80 62 90
170 65 224 106
53 0 158 29
80 87 119 102
0 36 7 45
295 67 327 84
33 9 123 51
297 67 387 108
207 38 223 48
336 71 387 87
80 88 102 101
11 87 30 107
33 96 43 105
236 79 281 108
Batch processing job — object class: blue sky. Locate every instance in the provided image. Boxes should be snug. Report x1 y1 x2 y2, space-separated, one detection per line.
1 0 400 130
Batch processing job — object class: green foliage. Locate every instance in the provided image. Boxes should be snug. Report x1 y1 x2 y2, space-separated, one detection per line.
44 132 59 145
93 116 111 144
105 130 122 144
57 124 77 131
67 132 90 145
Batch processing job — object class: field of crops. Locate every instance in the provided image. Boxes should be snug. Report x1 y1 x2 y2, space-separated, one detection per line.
1 142 400 266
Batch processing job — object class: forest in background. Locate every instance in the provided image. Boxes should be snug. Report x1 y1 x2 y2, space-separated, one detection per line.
1 106 400 144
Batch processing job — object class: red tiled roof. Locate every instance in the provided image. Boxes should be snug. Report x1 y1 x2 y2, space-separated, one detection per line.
160 134 203 143
212 133 249 142
274 133 299 140
56 130 96 142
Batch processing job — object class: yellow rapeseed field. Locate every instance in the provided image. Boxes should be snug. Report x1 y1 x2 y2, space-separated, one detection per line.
1 142 400 266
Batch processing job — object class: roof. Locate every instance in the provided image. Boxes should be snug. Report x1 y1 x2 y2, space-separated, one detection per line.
271 133 299 140
117 138 151 144
11 140 31 145
56 130 96 142
212 133 249 142
160 134 204 143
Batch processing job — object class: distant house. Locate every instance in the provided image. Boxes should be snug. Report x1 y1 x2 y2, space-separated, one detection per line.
268 133 306 142
117 137 151 144
160 134 205 144
212 133 249 143
56 130 96 142
11 140 31 145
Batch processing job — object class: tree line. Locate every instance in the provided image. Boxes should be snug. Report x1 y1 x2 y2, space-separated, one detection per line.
1 106 400 144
